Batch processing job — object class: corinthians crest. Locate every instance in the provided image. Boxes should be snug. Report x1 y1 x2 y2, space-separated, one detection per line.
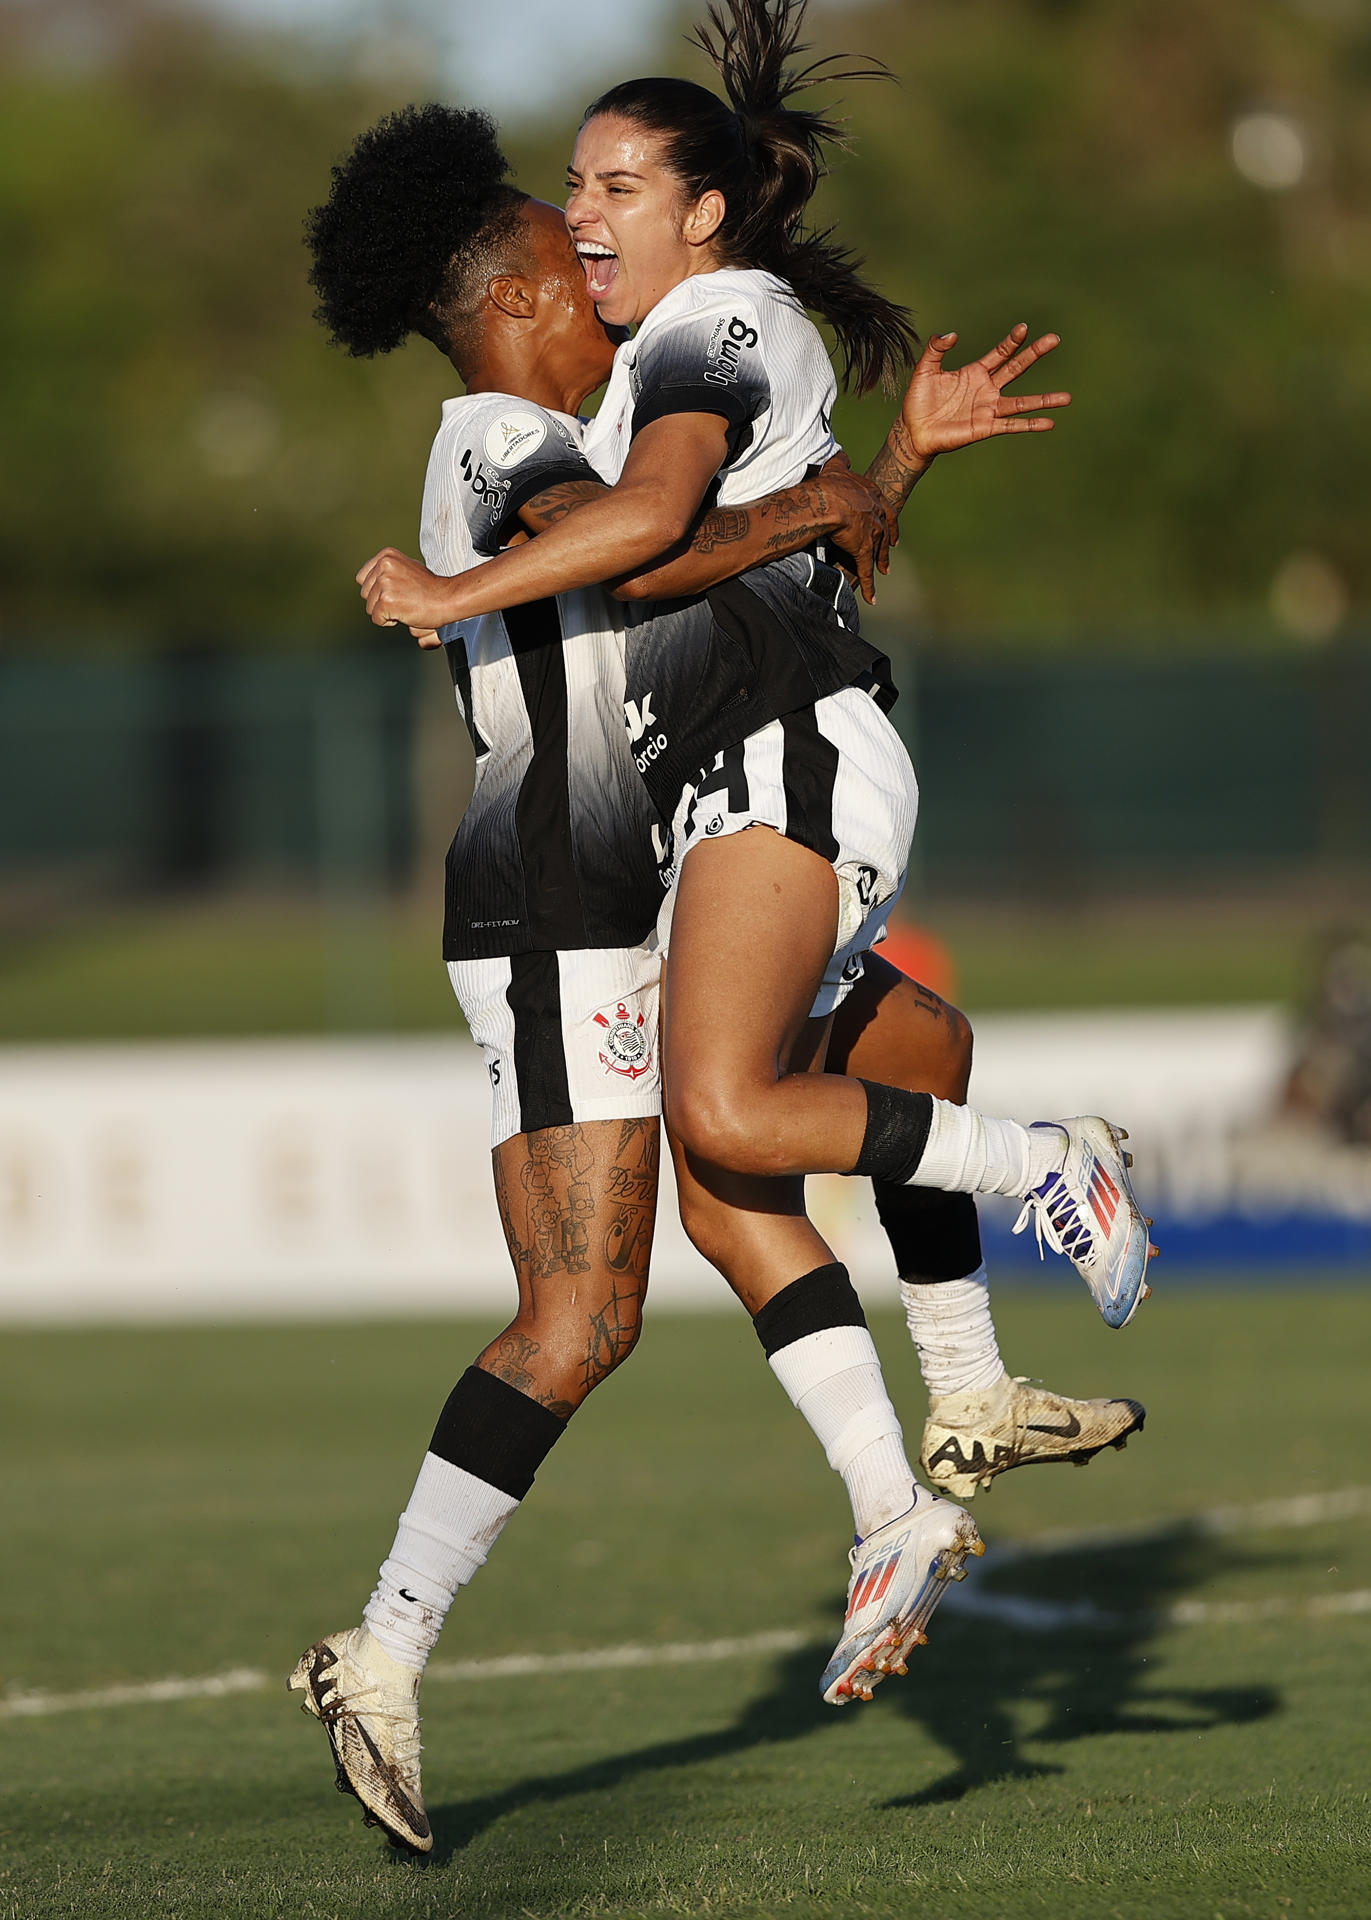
593 1002 652 1081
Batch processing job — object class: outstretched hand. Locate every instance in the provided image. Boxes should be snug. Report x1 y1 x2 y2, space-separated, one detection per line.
900 323 1070 459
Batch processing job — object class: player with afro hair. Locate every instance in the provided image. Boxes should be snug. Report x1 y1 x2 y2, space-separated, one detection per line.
290 72 1143 1860
305 103 530 364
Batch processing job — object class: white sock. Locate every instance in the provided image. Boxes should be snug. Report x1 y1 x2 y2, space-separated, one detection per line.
768 1325 919 1536
914 1100 1061 1198
899 1265 1006 1398
363 1453 520 1670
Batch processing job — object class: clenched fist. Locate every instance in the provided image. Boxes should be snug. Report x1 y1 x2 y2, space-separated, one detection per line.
356 548 460 635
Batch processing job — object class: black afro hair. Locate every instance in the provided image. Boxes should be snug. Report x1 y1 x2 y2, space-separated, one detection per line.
305 102 526 357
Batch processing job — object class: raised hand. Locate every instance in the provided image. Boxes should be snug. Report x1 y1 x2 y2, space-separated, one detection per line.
900 323 1071 460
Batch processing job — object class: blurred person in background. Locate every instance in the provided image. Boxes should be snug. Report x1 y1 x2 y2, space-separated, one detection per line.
1284 931 1371 1145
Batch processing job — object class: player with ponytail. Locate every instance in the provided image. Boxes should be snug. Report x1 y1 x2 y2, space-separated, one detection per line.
584 0 916 393
357 0 1153 1709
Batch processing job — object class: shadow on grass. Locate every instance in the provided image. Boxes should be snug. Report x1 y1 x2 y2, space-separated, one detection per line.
884 1520 1281 1805
423 1520 1281 1864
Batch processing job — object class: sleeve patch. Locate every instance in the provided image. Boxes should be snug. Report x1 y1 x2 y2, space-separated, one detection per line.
630 306 769 459
700 312 762 392
453 402 593 553
482 411 549 468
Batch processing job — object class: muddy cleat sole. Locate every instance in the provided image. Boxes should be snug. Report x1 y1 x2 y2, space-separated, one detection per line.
921 1374 1147 1499
821 1493 984 1707
1013 1117 1157 1328
288 1626 431 1855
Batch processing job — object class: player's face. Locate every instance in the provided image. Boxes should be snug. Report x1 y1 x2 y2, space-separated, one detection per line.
565 114 720 328
518 198 625 394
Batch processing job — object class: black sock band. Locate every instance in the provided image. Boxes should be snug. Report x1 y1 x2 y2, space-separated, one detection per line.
752 1262 866 1359
874 1183 983 1281
428 1366 568 1500
850 1081 934 1184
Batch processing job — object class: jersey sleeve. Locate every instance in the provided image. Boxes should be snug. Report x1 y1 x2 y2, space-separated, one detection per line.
630 296 771 463
453 398 599 555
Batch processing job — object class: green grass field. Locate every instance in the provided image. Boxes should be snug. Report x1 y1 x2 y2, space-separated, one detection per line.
0 882 1341 1040
4 1288 1370 1920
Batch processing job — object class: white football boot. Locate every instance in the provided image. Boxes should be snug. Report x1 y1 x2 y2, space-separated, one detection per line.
1012 1117 1156 1328
288 1626 431 1855
921 1373 1146 1500
821 1490 984 1706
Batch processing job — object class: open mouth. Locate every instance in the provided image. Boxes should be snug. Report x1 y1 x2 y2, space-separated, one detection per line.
575 241 620 301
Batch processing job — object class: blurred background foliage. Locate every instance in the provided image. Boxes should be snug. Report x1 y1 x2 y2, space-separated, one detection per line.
1 0 1368 647
1 0 1369 1036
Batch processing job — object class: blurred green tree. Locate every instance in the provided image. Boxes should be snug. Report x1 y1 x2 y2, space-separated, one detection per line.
0 0 1366 648
788 0 1371 637
0 0 466 645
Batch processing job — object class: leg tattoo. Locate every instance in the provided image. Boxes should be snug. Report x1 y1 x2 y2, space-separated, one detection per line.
488 1329 541 1394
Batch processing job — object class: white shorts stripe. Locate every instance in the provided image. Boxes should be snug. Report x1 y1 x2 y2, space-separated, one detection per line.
448 942 663 1148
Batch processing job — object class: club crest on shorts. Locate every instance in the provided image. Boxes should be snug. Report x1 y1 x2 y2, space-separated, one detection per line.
593 1001 653 1081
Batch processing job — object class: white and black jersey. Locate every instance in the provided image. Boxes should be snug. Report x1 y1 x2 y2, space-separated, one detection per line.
422 393 665 962
582 270 895 813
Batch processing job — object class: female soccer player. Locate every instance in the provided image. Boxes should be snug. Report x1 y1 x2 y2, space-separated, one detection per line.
360 18 1151 1307
292 103 916 1855
358 5 1151 1334
297 101 1143 1857
356 0 1153 1747
331 3 1154 1842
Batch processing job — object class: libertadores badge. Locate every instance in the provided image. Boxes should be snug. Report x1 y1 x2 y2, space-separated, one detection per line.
593 1002 653 1081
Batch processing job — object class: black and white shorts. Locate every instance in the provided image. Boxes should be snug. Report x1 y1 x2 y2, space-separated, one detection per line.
448 942 662 1148
657 685 918 1018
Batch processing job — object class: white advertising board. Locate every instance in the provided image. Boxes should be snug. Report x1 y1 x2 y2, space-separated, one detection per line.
0 1008 1322 1324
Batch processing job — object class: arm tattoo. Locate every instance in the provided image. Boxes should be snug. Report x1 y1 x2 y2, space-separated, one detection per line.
690 506 752 555
773 481 827 524
763 520 830 555
518 479 606 532
867 428 927 514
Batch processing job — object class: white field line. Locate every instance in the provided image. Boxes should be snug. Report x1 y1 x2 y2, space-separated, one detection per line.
0 1634 811 1721
987 1483 1371 1567
943 1586 1371 1634
6 1485 1369 1722
1 1667 268 1719
424 1627 809 1685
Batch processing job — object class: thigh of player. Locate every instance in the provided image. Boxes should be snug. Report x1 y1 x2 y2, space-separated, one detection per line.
826 951 974 1103
449 944 664 1408
659 687 919 1138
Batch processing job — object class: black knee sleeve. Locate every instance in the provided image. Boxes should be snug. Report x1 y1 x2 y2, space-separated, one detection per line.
849 1081 934 1185
428 1366 568 1500
873 1183 983 1281
752 1262 866 1359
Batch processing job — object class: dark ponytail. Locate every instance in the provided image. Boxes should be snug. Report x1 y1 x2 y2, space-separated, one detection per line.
585 0 916 394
